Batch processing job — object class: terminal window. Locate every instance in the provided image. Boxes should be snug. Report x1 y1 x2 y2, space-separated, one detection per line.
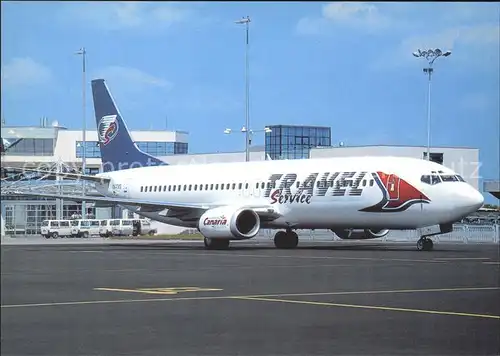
265 125 331 160
4 138 54 156
423 152 444 165
75 141 189 158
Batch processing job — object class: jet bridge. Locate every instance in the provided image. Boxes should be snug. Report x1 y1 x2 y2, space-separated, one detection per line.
0 161 116 237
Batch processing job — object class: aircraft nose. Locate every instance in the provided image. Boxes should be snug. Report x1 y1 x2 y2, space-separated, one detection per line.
463 186 484 212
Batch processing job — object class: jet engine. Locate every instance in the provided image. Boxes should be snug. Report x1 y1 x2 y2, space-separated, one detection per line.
198 206 260 240
332 228 390 240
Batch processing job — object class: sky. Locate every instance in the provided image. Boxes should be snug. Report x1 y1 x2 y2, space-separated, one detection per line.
1 1 499 201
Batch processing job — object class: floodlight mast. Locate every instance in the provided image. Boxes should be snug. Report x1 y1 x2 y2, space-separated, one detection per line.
412 48 451 161
235 16 251 161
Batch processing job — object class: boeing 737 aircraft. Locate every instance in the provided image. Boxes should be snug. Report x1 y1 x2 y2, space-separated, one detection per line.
4 79 484 251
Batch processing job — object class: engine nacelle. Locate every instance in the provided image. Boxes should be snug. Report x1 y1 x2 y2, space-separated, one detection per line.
332 228 390 240
198 207 260 240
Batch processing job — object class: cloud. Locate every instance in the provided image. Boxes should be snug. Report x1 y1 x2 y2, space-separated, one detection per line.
93 66 173 91
59 2 192 32
0 57 52 88
296 2 396 35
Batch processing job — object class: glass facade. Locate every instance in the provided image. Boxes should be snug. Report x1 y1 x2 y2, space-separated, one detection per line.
265 125 331 160
76 141 188 158
3 138 54 156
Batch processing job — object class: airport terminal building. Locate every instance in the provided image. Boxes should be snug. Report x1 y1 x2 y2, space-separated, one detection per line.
1 121 496 236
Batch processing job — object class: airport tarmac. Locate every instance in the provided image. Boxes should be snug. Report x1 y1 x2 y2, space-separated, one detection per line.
2 241 499 356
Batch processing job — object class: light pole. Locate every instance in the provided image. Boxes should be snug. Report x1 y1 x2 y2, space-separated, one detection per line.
224 126 272 160
75 47 87 217
412 48 451 161
235 16 251 161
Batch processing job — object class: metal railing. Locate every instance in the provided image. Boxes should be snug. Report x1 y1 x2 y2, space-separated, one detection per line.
256 224 499 244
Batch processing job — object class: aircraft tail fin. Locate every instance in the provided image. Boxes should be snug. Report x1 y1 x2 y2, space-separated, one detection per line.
91 79 167 172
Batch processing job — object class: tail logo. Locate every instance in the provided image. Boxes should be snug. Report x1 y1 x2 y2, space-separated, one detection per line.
98 115 119 146
360 172 431 213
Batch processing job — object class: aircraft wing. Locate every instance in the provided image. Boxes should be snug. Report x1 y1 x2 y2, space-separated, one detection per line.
2 167 110 184
2 191 282 221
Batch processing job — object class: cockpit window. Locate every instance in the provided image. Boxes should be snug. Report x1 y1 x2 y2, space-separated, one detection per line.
420 175 431 184
420 174 441 185
440 175 458 182
430 175 441 185
456 175 466 182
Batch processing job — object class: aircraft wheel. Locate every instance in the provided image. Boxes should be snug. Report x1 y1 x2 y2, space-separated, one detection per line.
274 231 287 249
204 237 230 250
424 238 434 251
417 238 433 251
274 231 298 249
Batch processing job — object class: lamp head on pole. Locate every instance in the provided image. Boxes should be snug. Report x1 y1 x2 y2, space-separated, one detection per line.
75 47 86 55
224 128 232 134
235 16 250 24
412 48 451 63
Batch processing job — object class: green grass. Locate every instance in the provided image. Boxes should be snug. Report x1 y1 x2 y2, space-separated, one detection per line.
110 233 204 240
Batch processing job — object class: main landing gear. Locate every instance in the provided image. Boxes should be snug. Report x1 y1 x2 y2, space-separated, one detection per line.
204 237 230 250
274 230 298 249
416 237 434 251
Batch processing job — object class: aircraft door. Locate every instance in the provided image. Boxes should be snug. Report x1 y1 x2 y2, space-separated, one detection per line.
242 182 250 197
385 174 400 201
252 181 260 197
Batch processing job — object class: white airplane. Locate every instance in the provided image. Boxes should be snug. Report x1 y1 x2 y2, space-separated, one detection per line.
4 79 484 251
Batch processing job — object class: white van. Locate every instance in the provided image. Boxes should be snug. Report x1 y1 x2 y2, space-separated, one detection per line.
133 219 157 236
70 219 101 238
40 220 72 239
99 219 113 237
110 219 134 236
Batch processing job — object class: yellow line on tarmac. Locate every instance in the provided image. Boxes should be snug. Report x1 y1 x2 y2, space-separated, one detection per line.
2 286 498 309
94 287 223 295
0 295 231 309
243 286 500 299
232 296 500 320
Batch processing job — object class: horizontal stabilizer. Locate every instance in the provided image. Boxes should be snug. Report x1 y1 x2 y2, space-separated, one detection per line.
2 190 210 211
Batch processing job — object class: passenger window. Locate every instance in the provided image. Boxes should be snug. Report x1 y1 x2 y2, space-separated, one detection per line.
227 183 230 190
261 182 265 189
215 184 219 190
239 183 242 189
183 185 187 191
149 186 152 192
256 182 259 189
194 185 198 191
245 183 248 189
189 184 192 191
232 183 236 189
154 186 157 192
168 185 171 191
173 185 176 191
296 181 300 188
362 180 366 186
211 184 214 190
140 186 143 192
369 180 374 186
420 175 431 184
